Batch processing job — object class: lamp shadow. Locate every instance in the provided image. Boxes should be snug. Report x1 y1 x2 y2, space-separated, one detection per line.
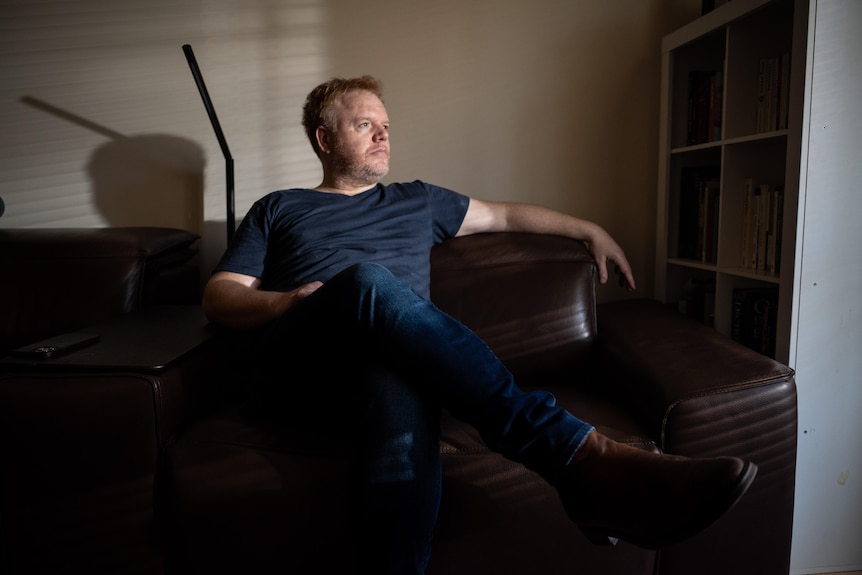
20 96 205 234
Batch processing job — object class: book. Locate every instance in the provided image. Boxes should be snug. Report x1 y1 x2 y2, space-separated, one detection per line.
678 166 720 261
686 70 724 145
741 179 758 269
740 180 784 272
702 178 720 263
756 54 791 133
768 186 785 273
711 70 724 142
731 287 778 357
778 53 790 130
679 277 716 326
757 184 772 271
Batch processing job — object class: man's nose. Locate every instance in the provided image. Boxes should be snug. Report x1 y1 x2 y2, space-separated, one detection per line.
374 124 388 141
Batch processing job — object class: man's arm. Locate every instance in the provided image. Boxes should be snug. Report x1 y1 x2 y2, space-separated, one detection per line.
456 198 636 291
202 271 322 330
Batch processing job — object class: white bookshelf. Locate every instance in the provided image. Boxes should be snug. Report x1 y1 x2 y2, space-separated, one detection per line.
654 0 808 364
657 4 862 571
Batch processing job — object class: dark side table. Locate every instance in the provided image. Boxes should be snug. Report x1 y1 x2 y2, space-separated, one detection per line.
0 305 225 575
1 305 218 373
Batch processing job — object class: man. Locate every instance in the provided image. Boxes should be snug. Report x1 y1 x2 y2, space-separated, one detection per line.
203 76 756 574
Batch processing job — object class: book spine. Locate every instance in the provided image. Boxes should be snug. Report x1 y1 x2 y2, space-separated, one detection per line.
713 70 723 141
757 184 772 271
770 186 785 273
779 53 791 130
687 70 722 145
731 288 779 357
745 180 760 269
757 59 766 133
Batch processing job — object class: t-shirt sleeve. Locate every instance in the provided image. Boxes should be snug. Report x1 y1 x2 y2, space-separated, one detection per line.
424 182 470 243
213 197 271 278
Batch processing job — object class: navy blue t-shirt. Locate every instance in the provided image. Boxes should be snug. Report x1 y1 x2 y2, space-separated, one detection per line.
214 180 470 299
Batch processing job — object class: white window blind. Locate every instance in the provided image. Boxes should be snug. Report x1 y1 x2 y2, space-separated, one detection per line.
0 0 326 237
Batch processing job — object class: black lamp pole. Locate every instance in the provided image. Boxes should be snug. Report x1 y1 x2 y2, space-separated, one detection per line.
182 44 235 245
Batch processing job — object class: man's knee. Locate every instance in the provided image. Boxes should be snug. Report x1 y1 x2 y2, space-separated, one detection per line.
340 262 394 285
334 262 410 300
366 432 417 483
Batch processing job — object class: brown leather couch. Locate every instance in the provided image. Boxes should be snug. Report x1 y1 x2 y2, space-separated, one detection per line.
0 229 797 575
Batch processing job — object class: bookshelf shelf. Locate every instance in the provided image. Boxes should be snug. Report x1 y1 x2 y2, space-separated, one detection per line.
670 130 790 154
655 0 807 362
667 258 717 272
668 259 781 284
662 0 775 51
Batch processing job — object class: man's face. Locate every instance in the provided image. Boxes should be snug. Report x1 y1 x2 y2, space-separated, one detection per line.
326 89 390 186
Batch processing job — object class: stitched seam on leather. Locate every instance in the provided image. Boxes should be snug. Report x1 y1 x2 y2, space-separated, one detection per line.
440 446 488 454
660 376 793 448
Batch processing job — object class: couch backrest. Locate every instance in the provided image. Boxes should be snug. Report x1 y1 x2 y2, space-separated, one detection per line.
430 232 597 387
0 227 199 357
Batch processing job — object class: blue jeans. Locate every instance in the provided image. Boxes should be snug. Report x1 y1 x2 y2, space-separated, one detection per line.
252 263 594 574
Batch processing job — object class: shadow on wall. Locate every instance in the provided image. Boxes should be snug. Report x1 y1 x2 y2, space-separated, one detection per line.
20 95 206 234
88 134 205 234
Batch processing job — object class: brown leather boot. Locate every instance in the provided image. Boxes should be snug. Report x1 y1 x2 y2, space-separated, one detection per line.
556 430 757 549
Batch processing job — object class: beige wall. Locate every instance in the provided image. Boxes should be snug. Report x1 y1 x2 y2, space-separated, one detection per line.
0 0 700 301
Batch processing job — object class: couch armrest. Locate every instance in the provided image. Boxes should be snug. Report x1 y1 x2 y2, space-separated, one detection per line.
595 298 797 575
595 299 795 456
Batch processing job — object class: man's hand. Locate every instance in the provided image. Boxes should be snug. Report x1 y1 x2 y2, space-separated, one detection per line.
203 271 323 330
585 226 636 292
289 281 324 307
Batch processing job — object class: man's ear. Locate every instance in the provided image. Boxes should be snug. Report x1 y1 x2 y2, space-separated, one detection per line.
315 126 331 154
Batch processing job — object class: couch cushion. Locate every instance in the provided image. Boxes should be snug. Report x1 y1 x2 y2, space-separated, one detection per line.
162 384 658 575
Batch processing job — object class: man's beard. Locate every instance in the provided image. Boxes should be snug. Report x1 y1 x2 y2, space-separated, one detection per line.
331 144 389 187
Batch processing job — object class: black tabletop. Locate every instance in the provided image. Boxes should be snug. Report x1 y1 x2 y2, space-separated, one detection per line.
0 306 221 373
